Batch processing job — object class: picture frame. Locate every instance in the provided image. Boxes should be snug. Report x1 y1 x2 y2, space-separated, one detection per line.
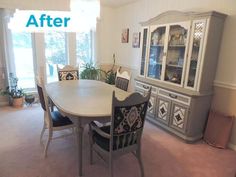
121 28 129 43
132 32 140 48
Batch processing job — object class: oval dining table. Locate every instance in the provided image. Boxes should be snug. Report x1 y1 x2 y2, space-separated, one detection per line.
46 80 130 176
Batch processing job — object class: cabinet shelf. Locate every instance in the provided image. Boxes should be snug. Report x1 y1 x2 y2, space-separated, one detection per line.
151 44 164 47
190 67 197 70
168 44 186 47
166 64 183 68
193 45 200 48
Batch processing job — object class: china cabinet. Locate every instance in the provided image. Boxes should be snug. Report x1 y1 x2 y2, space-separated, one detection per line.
136 11 227 142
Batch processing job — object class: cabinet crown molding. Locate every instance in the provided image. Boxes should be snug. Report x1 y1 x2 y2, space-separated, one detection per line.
140 10 227 26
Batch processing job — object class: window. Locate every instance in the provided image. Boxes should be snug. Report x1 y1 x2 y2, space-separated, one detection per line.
45 32 68 83
12 32 35 90
76 30 93 70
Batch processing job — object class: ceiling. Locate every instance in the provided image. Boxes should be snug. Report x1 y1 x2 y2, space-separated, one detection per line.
100 0 139 8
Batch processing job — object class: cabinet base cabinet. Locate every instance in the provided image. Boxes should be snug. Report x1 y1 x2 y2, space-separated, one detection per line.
136 80 212 143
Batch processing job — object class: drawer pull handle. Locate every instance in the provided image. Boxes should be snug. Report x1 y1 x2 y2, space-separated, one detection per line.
143 85 149 89
169 94 177 99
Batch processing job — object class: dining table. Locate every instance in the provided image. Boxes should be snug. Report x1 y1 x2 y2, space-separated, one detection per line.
46 80 130 176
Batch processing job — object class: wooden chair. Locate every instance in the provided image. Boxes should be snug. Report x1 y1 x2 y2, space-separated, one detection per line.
57 65 79 81
89 88 151 177
36 77 76 158
115 68 131 91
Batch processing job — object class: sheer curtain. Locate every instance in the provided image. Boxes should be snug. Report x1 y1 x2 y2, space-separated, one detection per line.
1 9 15 78
70 0 100 65
0 9 36 90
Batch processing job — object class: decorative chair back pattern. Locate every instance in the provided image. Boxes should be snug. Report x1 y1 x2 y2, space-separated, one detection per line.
110 89 151 151
57 65 79 81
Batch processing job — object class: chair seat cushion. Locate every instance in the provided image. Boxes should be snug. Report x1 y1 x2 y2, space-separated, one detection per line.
92 124 136 151
51 111 73 127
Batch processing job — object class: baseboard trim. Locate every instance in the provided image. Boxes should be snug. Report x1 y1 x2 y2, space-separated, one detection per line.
228 143 236 151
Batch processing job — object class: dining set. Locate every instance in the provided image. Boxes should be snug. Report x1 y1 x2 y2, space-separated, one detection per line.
37 65 151 177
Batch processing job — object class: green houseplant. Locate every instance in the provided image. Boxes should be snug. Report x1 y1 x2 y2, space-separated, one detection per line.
80 62 105 80
0 75 25 107
80 54 117 84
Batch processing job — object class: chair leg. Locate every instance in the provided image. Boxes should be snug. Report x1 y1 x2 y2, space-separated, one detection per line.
109 155 113 177
40 123 46 145
136 147 144 177
72 127 78 150
49 98 54 112
89 124 93 165
44 129 52 158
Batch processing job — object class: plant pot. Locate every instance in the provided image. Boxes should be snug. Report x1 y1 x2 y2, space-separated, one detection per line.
12 97 24 108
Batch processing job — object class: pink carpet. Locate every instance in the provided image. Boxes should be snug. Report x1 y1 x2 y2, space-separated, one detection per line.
0 105 236 177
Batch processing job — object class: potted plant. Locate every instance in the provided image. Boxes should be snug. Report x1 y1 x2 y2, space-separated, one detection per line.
0 75 25 108
80 62 105 80
79 54 117 84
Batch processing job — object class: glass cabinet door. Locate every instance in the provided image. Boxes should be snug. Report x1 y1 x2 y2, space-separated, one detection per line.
185 20 206 89
147 26 167 80
140 28 148 76
164 23 190 85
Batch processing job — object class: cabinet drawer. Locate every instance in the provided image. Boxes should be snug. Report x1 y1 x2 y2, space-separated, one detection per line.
135 81 158 95
159 89 191 105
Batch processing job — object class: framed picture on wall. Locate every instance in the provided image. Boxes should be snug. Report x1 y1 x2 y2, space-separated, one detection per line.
121 28 129 43
132 32 140 48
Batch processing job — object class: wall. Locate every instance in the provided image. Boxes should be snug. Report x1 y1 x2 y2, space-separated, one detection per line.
96 5 115 64
99 0 236 148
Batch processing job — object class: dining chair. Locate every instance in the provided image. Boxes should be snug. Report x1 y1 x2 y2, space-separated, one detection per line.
36 77 76 158
89 88 151 177
115 68 131 91
57 65 79 81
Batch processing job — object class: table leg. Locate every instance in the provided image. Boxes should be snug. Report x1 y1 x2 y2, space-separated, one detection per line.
77 120 84 176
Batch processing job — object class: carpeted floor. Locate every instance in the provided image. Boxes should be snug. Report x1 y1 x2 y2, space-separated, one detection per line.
0 105 236 177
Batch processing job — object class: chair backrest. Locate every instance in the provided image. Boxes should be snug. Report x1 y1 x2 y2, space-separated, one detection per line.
115 69 131 91
110 88 151 151
57 65 79 81
36 77 52 127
